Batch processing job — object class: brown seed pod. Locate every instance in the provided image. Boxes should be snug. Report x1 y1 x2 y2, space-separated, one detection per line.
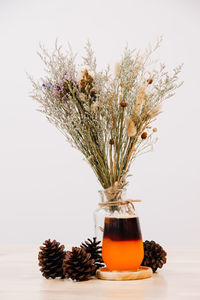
141 132 148 139
153 128 157 132
147 78 153 84
109 138 114 145
90 88 96 97
86 74 93 84
120 101 127 108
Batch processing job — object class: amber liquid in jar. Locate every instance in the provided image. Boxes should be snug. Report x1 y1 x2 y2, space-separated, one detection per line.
102 216 144 271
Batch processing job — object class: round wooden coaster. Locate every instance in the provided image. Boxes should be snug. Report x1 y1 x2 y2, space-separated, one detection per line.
96 266 152 281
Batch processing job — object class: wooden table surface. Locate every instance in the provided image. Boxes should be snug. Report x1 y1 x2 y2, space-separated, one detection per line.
0 245 200 300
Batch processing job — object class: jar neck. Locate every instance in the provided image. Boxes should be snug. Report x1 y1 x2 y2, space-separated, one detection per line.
98 183 140 216
99 182 126 203
99 185 131 215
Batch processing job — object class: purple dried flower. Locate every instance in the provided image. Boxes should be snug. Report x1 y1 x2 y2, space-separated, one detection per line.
72 78 77 84
52 74 78 101
42 82 53 91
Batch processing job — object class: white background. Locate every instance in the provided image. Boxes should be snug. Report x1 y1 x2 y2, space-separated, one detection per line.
0 0 199 248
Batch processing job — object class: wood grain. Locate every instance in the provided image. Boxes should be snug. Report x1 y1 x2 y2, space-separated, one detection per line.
96 266 152 281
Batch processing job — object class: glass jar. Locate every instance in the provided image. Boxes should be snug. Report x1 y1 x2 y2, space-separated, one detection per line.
94 189 144 271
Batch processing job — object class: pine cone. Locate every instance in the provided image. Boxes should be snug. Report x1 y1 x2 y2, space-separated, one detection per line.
38 239 66 279
142 240 167 272
80 237 104 273
63 247 96 281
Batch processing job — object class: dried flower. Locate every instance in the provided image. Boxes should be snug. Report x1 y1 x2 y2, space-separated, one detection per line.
134 86 146 116
79 69 96 99
91 102 100 112
115 62 121 76
53 78 77 101
120 101 127 108
79 93 87 102
126 116 136 137
88 155 94 162
147 104 162 120
147 78 153 84
30 39 182 190
109 138 114 145
141 132 148 139
90 88 96 97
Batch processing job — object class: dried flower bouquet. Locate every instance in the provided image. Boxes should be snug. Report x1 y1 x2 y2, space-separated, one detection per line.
29 39 182 198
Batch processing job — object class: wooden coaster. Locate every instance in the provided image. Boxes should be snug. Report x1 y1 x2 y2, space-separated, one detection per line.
96 266 152 281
